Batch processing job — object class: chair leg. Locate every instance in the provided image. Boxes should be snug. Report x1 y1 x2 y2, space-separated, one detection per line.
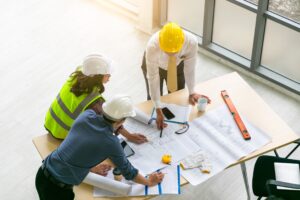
240 163 251 200
285 143 300 158
273 150 279 157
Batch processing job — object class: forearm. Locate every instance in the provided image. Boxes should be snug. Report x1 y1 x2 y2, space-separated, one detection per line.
183 52 197 95
118 127 130 138
148 77 161 108
156 107 163 115
133 173 150 186
146 61 161 108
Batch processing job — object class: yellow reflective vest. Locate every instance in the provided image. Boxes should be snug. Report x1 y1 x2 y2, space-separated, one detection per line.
44 77 103 139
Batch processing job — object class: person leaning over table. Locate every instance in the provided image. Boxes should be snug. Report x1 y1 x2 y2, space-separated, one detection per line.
44 54 147 176
36 95 164 200
45 54 147 143
141 22 211 129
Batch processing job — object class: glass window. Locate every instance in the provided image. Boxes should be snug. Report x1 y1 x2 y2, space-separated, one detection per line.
213 0 256 59
167 0 205 36
261 20 300 83
245 0 258 5
269 0 300 23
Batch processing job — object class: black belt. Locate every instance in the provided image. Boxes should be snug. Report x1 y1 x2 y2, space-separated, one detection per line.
41 165 73 189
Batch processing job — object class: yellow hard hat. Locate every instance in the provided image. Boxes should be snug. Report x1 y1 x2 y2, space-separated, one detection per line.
159 22 185 53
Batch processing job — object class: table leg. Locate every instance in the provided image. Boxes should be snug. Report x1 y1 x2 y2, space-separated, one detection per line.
240 162 251 200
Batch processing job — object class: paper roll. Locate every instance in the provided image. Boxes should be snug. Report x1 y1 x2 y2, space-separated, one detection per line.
133 107 151 124
83 172 132 195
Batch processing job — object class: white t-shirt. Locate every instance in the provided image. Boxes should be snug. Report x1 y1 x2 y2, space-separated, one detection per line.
145 30 198 108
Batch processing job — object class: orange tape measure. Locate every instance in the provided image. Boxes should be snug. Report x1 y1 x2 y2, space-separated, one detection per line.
221 90 251 140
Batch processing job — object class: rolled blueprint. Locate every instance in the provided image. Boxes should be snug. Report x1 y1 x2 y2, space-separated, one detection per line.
133 107 151 124
83 172 132 195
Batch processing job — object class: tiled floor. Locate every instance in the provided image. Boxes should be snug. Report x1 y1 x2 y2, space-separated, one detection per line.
0 0 298 199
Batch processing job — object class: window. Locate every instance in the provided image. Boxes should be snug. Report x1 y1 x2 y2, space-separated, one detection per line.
167 0 205 36
245 0 258 5
268 0 300 23
261 20 300 83
163 0 300 93
213 0 256 60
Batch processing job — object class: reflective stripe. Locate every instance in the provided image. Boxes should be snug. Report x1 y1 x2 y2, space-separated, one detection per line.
49 108 70 131
73 92 99 117
56 94 77 120
56 92 99 120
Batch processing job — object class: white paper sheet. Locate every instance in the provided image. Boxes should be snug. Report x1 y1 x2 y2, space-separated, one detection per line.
150 103 192 123
275 162 300 190
133 107 152 124
181 105 271 185
83 172 132 195
124 104 270 186
125 119 200 174
93 165 181 197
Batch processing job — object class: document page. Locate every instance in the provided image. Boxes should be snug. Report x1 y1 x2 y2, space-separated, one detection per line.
123 105 270 186
125 118 200 174
93 165 181 197
181 105 271 185
150 103 192 123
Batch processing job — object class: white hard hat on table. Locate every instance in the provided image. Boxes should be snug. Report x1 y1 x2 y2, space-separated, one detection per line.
102 95 136 121
82 54 114 76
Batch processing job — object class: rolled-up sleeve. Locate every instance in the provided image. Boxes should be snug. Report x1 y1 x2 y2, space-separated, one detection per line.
108 141 138 180
183 35 198 95
146 44 162 108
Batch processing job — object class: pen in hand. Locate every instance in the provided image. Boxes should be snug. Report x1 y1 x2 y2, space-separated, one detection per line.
160 128 163 138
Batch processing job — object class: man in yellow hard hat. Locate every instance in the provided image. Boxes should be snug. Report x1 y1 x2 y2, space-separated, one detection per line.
141 22 211 129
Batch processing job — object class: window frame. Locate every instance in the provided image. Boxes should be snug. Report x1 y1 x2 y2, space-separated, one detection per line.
161 0 300 95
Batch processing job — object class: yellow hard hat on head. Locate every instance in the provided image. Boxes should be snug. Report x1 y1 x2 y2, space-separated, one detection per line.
159 22 185 53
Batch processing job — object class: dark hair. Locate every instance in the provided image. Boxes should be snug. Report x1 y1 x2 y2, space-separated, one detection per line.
69 71 105 97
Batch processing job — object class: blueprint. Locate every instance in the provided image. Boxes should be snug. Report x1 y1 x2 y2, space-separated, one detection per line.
93 165 181 197
150 103 192 123
125 118 199 174
93 103 271 195
181 105 271 185
124 104 271 186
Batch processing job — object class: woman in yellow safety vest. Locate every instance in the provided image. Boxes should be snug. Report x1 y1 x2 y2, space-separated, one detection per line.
44 54 148 143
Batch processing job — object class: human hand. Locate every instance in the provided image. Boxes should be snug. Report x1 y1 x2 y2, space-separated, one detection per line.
189 93 211 105
148 172 165 186
90 163 112 176
156 108 168 129
127 133 148 144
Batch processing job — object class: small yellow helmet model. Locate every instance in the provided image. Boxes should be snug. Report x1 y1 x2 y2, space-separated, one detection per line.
159 22 185 53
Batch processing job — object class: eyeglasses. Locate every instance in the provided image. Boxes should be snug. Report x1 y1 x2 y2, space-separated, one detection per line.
175 123 189 134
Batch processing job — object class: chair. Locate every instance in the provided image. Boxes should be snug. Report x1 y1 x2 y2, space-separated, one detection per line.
274 139 300 158
285 139 300 159
252 155 300 200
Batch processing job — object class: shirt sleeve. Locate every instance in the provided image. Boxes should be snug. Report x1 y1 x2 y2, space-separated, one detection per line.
146 43 162 108
183 35 198 95
108 140 138 180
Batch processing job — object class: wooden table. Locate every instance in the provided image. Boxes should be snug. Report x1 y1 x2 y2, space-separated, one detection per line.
33 72 299 200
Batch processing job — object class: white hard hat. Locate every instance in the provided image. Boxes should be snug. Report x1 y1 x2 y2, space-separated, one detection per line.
82 54 113 76
102 95 136 121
